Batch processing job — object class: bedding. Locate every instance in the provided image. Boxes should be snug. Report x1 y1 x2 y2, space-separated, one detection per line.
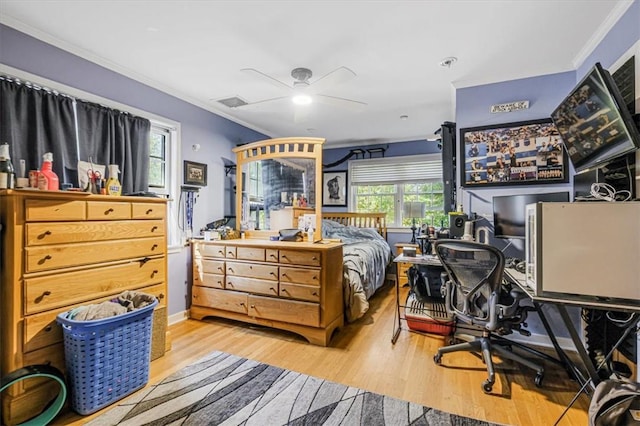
322 219 393 322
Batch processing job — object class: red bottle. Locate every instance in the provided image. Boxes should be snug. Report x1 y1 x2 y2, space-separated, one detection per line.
37 152 59 191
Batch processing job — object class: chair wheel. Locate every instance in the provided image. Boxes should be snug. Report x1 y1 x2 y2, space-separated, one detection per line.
535 373 544 387
433 353 442 365
482 380 493 393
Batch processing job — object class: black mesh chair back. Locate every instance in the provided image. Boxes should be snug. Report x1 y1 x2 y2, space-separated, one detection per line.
435 239 504 331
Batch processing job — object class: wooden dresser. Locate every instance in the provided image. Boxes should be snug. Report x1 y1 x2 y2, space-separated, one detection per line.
0 189 168 425
191 239 343 346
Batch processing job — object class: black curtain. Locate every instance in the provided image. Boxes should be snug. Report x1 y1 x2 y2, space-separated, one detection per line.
0 78 77 184
76 101 150 193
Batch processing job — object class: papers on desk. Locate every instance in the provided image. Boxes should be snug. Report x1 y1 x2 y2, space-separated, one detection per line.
396 254 442 266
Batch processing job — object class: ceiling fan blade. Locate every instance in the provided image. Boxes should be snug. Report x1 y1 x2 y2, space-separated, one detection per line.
234 96 290 110
316 94 366 111
241 68 292 91
309 66 356 94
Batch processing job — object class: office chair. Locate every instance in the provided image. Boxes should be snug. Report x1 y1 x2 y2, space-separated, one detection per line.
432 239 544 393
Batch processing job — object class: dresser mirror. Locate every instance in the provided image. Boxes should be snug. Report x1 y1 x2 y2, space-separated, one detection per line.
233 137 325 238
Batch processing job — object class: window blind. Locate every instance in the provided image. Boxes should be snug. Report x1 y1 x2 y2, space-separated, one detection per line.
349 154 442 185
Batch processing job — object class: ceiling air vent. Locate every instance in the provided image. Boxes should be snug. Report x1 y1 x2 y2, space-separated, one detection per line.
217 96 248 108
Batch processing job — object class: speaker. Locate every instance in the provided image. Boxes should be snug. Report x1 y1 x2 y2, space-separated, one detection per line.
449 213 468 238
440 122 457 214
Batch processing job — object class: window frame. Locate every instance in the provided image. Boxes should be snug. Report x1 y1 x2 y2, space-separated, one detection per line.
348 154 444 230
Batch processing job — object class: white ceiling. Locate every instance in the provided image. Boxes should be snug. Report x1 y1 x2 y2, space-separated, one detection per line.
0 1 634 147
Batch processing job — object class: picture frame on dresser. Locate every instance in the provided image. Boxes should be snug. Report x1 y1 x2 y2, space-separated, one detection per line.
322 170 348 207
460 118 569 188
184 160 208 186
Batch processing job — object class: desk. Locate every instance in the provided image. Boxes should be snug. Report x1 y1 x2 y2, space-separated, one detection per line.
503 268 640 391
391 254 446 343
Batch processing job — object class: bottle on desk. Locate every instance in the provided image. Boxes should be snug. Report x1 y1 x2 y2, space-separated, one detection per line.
0 143 15 189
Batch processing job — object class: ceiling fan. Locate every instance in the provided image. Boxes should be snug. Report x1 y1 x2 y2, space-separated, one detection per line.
236 66 366 121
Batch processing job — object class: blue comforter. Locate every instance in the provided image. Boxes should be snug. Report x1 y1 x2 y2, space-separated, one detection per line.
322 220 392 321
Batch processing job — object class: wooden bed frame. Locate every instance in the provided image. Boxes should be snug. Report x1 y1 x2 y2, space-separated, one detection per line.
321 212 387 240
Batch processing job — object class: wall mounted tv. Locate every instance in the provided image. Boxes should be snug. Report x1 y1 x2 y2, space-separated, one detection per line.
550 62 640 174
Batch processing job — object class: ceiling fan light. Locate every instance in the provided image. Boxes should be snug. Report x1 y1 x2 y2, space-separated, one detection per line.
292 94 312 105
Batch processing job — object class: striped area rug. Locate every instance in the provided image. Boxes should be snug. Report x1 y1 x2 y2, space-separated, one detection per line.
87 351 498 425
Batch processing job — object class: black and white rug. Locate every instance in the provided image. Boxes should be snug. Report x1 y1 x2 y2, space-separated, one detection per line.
87 351 498 425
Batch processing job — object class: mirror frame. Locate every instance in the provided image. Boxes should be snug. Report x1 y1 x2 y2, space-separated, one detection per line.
233 137 325 240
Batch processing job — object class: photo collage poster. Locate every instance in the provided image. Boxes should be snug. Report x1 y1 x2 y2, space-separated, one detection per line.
462 120 567 187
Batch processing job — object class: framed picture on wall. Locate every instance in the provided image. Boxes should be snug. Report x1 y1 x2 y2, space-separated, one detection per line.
460 118 569 188
184 160 208 186
322 170 348 207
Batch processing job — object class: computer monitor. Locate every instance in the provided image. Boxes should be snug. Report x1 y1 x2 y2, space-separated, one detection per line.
493 192 570 239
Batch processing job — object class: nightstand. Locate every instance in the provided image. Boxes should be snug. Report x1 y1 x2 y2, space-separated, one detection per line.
395 243 420 287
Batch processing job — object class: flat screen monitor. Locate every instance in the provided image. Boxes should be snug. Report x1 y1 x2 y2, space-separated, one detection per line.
493 192 570 239
550 62 640 174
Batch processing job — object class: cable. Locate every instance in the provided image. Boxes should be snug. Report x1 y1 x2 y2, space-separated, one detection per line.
587 182 631 202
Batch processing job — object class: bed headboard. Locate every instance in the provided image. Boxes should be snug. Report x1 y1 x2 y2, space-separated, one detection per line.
321 212 387 240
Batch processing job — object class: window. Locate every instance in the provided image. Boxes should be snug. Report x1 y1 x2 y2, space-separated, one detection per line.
349 154 447 229
149 122 181 248
149 126 169 193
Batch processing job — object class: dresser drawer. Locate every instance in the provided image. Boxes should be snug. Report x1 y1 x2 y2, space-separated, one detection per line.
25 220 165 246
279 250 321 267
265 249 279 263
225 246 237 259
21 344 65 391
197 273 225 289
25 257 165 314
280 267 320 285
87 201 131 220
201 259 225 275
236 247 265 261
280 283 320 302
192 286 247 314
226 261 278 281
25 199 86 222
25 237 164 273
132 202 165 219
197 243 226 258
248 295 319 327
23 282 166 353
225 276 279 296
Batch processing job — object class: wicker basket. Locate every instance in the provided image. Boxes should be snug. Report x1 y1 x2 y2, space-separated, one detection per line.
56 299 157 415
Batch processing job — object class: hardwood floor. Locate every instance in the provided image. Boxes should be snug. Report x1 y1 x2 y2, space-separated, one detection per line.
55 282 589 425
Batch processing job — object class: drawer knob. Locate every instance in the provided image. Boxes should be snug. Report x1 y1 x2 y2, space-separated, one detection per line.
105 208 114 214
218 251 224 255
312 256 318 261
35 291 52 304
158 293 165 300
217 267 223 272
38 255 52 265
44 325 53 332
250 304 255 309
151 226 158 232
269 254 277 259
269 287 277 293
281 255 288 260
139 257 151 265
228 268 234 273
151 269 158 277
193 295 198 299
240 302 245 307
146 208 153 215
270 272 277 276
312 292 318 296
151 244 158 250
228 282 234 287
313 276 318 280
38 230 52 239
282 288 289 294
282 273 288 278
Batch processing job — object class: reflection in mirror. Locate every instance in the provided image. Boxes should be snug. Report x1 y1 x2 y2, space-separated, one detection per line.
241 158 316 231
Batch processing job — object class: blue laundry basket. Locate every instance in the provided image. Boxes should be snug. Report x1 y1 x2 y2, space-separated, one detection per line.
56 299 157 415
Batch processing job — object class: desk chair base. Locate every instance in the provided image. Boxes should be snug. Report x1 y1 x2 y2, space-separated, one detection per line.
433 334 545 393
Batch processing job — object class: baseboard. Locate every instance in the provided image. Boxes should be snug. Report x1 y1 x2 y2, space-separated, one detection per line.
168 310 189 326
